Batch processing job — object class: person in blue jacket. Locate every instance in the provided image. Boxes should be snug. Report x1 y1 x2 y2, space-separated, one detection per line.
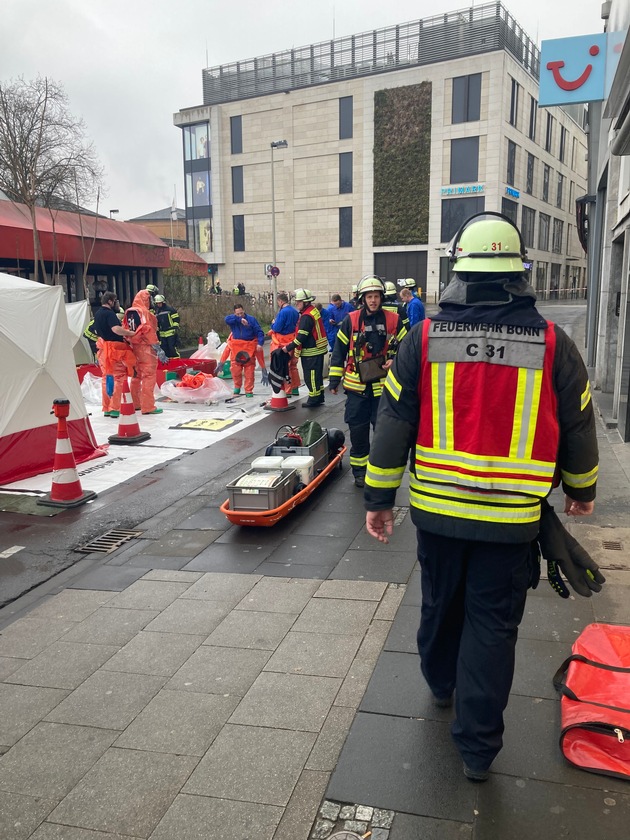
400 287 426 328
324 294 354 350
224 304 266 396
268 293 301 395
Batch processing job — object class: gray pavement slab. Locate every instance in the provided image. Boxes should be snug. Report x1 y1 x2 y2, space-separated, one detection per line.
314 580 388 601
0 722 116 801
183 723 316 805
4 641 118 690
30 826 140 840
264 631 362 678
67 566 150 592
273 769 329 840
400 570 421 606
0 791 55 840
178 571 259 605
148 793 282 840
113 689 238 756
330 549 416 583
519 590 595 642
174 506 230 530
182 543 275 573
120 554 196 571
305 705 356 772
101 631 204 677
142 599 231 636
254 561 335 579
203 609 296 650
0 618 75 660
0 683 67 747
46 748 197 838
326 712 477 822
382 605 419 653
137 530 218 557
165 644 271 695
24 590 117 623
265 535 356 565
291 598 377 636
44 670 166 730
0 655 28 680
389 813 473 839
234 576 321 613
212 525 291 547
474 775 630 840
592 581 630 623
60 608 160 647
140 570 204 583
290 510 364 538
229 672 342 732
512 637 569 701
105 581 192 612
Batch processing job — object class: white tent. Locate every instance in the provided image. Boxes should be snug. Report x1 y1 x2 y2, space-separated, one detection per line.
65 300 94 365
0 274 104 485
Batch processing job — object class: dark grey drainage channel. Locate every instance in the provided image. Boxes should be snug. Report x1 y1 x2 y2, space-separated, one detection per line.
76 529 144 554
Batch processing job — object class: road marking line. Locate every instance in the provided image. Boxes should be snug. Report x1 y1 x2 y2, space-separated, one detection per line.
0 546 25 558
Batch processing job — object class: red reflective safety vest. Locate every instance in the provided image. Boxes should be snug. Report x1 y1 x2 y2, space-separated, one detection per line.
342 308 400 395
296 304 328 357
411 317 560 526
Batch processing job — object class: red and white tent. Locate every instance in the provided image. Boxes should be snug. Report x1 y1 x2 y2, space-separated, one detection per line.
0 274 104 485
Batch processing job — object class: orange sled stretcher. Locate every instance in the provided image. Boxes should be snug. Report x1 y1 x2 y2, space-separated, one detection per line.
220 425 346 527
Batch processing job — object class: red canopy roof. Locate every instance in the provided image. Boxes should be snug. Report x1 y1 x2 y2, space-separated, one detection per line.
169 246 209 277
0 200 169 268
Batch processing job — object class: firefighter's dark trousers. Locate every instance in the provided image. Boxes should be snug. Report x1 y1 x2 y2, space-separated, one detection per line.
416 530 530 771
344 390 379 478
301 353 325 401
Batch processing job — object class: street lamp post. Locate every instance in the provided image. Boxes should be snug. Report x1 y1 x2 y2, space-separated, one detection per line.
270 140 288 300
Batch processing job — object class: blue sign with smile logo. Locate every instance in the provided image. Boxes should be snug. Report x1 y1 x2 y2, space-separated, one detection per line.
540 34 608 106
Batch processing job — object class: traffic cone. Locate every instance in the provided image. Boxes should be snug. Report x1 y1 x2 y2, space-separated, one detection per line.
197 336 204 353
108 378 151 445
264 390 296 412
37 399 97 508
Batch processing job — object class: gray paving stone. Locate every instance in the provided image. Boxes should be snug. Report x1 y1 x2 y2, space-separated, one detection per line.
390 813 472 839
314 580 388 601
512 637 569 701
166 645 270 695
306 704 356 771
235 577 321 613
60 608 159 647
292 598 377 636
148 793 282 840
140 570 204 583
121 554 194 570
254 562 335 580
265 536 354 565
334 657 380 710
518 593 594 643
229 672 341 732
327 712 476 822
114 689 237 755
175 506 230 530
330 550 416 584
178 572 259 606
5 642 118 690
212 526 289 547
592 583 630 624
347 519 418 553
400 570 421 606
0 791 55 839
0 656 27 680
47 748 196 838
0 684 67 747
138 530 218 556
182 543 275 573
184 723 316 805
383 605 419 653
0 722 116 800
290 511 363 538
142 599 231 636
101 631 203 677
474 774 630 840
374 585 406 620
44 670 166 730
30 826 137 840
264 631 362 678
273 770 329 840
203 610 296 650
0 618 74 660
25 590 117 623
67 566 150 592
106 581 192 612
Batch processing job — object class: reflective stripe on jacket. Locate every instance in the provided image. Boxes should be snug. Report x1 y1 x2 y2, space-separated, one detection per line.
293 305 328 357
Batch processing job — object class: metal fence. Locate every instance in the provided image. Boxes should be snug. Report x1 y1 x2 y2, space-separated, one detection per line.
202 2 540 106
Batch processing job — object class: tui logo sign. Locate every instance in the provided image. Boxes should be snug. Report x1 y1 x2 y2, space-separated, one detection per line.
539 32 624 106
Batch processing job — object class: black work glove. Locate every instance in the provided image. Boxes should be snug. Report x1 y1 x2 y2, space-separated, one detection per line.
528 541 541 590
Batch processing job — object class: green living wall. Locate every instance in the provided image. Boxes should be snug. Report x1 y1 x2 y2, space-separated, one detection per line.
373 82 432 247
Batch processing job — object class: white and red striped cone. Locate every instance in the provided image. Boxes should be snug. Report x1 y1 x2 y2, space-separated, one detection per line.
108 378 151 445
38 399 97 508
264 390 296 412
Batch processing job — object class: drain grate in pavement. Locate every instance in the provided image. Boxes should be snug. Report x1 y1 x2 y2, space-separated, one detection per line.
76 529 143 554
602 540 623 551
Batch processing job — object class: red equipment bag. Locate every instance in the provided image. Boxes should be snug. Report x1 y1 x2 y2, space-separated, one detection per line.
553 623 630 780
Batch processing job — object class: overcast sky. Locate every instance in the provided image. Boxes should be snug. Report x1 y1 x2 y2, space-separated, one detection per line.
4 0 604 220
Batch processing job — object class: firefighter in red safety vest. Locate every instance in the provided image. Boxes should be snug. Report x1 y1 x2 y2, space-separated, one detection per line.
283 289 328 407
329 276 407 487
363 212 599 781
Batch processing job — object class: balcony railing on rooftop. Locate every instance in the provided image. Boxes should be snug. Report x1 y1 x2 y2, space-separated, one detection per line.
202 2 540 106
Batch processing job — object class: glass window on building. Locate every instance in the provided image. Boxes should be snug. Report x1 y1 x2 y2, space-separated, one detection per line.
552 218 564 253
538 213 550 250
233 215 245 251
452 73 481 123
339 152 353 194
450 137 479 183
528 96 537 141
231 166 243 204
569 180 575 209
521 205 536 249
507 140 516 186
509 78 520 127
339 96 353 140
559 126 567 163
556 173 564 209
440 196 485 242
526 153 535 195
542 164 550 202
550 263 561 297
566 223 572 256
501 197 518 225
192 172 210 207
545 113 554 153
536 262 548 294
571 136 578 169
192 124 209 160
339 207 353 247
230 115 242 154
183 127 194 162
